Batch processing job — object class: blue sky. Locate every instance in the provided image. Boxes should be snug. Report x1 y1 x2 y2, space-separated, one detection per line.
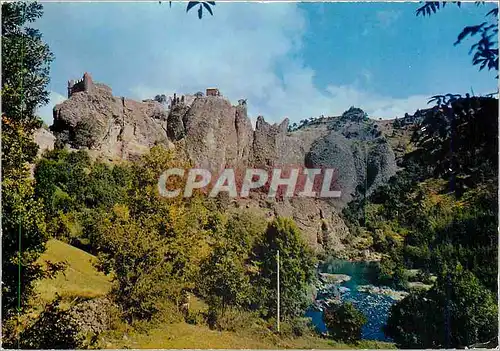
36 1 498 125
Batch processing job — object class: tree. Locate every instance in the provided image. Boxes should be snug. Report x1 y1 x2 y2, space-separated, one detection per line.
93 146 212 322
95 205 180 322
384 265 498 348
198 210 266 319
154 94 167 104
198 244 251 316
186 1 215 19
1 1 53 175
251 217 317 319
323 302 367 343
1 2 56 320
341 107 368 122
408 97 498 192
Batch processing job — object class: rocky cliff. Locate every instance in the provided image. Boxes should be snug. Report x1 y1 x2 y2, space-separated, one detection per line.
52 82 172 161
41 75 399 256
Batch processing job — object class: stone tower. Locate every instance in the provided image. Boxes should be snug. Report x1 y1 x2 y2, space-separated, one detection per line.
67 72 94 98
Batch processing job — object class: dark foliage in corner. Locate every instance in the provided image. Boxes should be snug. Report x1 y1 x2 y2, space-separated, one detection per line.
417 1 498 76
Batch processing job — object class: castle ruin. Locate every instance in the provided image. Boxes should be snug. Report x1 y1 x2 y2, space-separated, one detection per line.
206 88 220 97
168 89 220 109
67 72 94 98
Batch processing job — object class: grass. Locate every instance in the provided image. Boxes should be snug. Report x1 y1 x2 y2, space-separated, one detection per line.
32 239 395 349
100 321 394 349
17 239 113 335
34 239 112 303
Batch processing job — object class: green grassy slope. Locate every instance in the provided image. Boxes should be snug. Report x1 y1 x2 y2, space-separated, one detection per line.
35 239 112 303
34 240 394 349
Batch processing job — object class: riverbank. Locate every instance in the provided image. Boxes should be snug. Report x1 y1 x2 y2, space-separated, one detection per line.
309 259 410 341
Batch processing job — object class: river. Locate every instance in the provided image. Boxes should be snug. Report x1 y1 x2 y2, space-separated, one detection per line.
306 259 404 342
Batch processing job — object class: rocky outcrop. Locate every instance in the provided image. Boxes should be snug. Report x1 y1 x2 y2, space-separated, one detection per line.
167 104 189 141
182 96 253 170
234 105 253 163
52 83 171 161
64 297 115 336
252 116 289 167
34 127 55 157
251 116 330 169
269 197 350 253
48 74 399 254
306 130 397 206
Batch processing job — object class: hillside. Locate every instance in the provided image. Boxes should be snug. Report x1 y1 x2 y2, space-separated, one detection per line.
35 239 112 303
32 240 393 349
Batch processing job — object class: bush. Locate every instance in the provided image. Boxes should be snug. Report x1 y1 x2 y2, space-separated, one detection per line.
185 310 206 326
73 118 102 149
150 300 184 325
341 107 368 122
385 266 498 348
251 217 317 319
207 306 260 332
375 257 409 290
278 317 316 337
415 270 434 284
14 296 116 349
323 302 367 343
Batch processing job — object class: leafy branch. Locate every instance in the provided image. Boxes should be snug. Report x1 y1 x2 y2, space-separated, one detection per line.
427 93 463 108
416 1 461 16
416 1 498 74
160 1 215 19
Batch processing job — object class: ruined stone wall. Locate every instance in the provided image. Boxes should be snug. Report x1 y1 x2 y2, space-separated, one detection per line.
67 72 93 98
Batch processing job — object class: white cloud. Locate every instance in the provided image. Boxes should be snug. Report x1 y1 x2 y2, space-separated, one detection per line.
325 85 430 119
125 4 428 123
36 91 66 125
375 10 401 28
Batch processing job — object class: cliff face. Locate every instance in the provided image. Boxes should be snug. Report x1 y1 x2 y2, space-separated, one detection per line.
182 97 253 170
42 76 398 255
34 128 56 157
52 83 171 161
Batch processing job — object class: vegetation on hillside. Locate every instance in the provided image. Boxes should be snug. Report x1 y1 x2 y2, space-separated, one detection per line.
341 96 498 348
21 239 393 349
3 143 323 348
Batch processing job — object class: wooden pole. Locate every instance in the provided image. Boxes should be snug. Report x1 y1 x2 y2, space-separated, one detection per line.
277 250 280 332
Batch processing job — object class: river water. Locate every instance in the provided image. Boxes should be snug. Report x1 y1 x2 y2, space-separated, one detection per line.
306 259 399 341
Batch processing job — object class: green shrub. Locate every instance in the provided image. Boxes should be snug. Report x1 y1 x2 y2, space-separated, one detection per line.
73 118 102 149
185 311 206 326
15 296 100 349
207 307 260 332
323 302 367 343
385 266 498 349
278 317 315 337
